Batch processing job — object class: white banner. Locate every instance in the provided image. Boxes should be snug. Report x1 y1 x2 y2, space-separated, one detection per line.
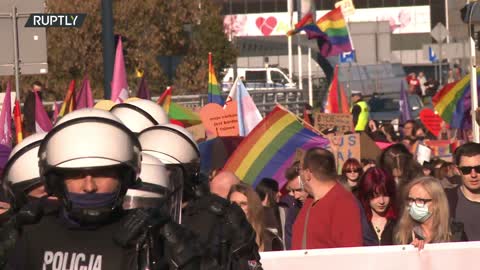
260 241 480 270
224 6 430 37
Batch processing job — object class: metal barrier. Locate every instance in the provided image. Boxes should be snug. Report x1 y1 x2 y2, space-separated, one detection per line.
40 88 312 116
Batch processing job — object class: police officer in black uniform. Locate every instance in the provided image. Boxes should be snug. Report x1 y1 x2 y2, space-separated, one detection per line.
138 124 262 270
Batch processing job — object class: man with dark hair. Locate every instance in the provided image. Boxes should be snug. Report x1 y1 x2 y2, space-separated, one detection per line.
446 142 480 240
291 147 362 249
23 81 44 136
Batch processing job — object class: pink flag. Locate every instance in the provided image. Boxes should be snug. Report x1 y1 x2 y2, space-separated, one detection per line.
34 91 53 133
76 77 94 109
111 38 129 103
52 102 61 123
0 82 12 146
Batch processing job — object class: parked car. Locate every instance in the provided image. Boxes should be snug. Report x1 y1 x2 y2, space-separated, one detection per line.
368 94 427 123
222 67 296 91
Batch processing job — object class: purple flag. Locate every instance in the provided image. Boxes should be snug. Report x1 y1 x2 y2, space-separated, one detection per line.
136 76 151 100
34 91 53 133
0 82 12 146
111 37 129 103
399 80 412 124
76 77 94 109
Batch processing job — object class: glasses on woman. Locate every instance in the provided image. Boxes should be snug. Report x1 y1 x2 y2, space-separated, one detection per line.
407 197 432 207
346 168 361 173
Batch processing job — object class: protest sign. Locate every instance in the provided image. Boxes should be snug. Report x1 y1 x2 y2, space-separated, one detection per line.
314 113 353 134
260 241 480 270
325 133 361 171
186 123 207 142
324 133 381 171
419 108 443 137
425 140 456 161
199 102 239 137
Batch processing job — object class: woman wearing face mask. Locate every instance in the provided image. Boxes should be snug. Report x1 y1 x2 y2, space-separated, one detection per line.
340 158 363 197
394 176 466 250
358 168 398 245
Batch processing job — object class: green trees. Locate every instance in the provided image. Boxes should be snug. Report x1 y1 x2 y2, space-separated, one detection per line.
17 0 236 101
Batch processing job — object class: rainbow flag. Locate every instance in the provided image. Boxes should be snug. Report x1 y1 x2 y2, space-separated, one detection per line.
316 7 352 57
287 13 324 40
324 65 349 113
433 68 480 128
58 80 76 117
224 105 328 188
157 86 201 127
208 52 224 106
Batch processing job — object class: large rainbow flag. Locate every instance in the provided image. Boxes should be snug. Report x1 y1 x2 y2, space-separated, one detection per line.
208 52 224 106
433 68 480 128
224 105 328 188
316 7 352 57
157 86 202 127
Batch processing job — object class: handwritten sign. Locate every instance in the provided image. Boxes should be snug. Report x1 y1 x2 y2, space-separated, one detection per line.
419 108 443 137
335 0 356 16
200 102 239 137
314 113 353 134
325 133 361 171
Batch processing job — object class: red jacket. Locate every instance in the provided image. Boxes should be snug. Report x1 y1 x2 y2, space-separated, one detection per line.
291 183 362 249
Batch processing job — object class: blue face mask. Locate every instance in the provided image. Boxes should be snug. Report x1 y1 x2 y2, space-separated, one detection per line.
68 192 118 209
409 203 432 223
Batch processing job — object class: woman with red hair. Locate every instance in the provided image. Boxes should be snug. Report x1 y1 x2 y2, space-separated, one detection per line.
358 167 398 245
340 158 363 197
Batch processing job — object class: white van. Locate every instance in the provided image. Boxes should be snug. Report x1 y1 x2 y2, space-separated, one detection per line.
221 67 296 91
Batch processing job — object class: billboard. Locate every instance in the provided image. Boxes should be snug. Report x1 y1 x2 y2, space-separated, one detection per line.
224 6 431 38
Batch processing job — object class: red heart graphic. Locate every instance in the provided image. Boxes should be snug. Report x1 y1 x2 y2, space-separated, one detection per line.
200 102 239 137
255 16 277 36
419 108 443 137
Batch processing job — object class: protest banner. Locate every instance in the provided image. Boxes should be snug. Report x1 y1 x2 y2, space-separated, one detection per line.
314 113 353 134
260 241 480 270
199 102 239 137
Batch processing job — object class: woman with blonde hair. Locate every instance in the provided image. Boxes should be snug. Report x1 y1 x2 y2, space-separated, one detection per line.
394 176 466 249
228 182 283 251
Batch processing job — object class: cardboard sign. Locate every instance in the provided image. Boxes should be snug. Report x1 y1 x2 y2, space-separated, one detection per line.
314 113 353 134
199 102 239 137
419 108 443 137
186 124 207 142
325 133 361 171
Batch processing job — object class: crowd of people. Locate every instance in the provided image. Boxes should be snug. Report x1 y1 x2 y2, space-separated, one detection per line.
0 78 477 270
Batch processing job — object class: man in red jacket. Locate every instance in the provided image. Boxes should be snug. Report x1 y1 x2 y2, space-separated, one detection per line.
291 147 362 249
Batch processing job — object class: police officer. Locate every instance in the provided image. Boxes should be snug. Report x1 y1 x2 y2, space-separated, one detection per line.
5 109 146 269
110 98 169 134
351 91 369 132
3 133 60 214
138 124 262 270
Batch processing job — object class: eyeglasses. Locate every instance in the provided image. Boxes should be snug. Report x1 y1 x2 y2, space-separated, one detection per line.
458 165 480 175
407 197 432 207
346 168 361 173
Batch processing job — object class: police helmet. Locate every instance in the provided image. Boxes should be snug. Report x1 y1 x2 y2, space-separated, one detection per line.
138 124 201 202
3 133 46 207
124 153 183 222
38 109 141 215
138 124 199 164
110 99 169 134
